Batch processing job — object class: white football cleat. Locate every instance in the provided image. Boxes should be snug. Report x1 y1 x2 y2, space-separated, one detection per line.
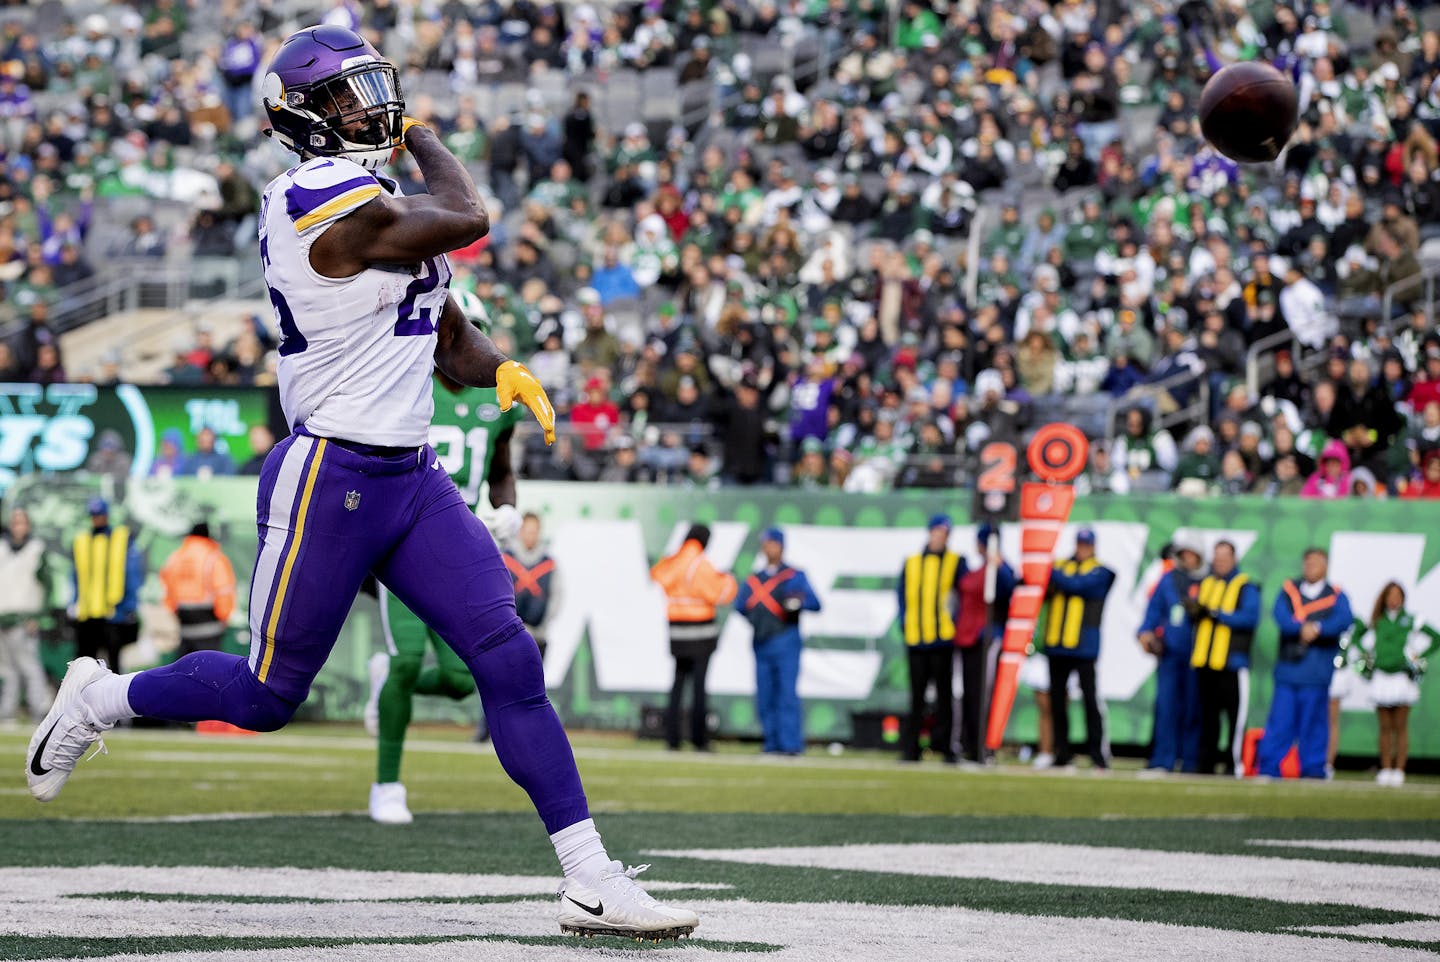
557 862 699 941
1031 752 1055 771
369 782 413 824
363 652 389 738
26 658 114 802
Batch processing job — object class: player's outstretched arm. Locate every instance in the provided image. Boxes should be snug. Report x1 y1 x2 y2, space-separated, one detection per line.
487 426 517 510
435 294 556 444
311 124 488 276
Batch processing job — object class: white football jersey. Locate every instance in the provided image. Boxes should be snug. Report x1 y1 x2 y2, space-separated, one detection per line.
259 156 451 446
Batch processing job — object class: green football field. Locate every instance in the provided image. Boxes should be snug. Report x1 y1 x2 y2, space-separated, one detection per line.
1 724 1438 961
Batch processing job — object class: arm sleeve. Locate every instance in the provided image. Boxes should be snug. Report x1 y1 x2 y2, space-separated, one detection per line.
158 558 178 613
1315 592 1354 639
1152 430 1179 472
213 552 237 623
1054 566 1113 599
541 565 561 633
118 548 145 619
1214 582 1261 631
707 567 738 606
734 578 752 614
1140 580 1166 635
1273 587 1303 636
896 563 908 627
284 158 383 234
1418 622 1440 658
996 562 1018 598
798 572 822 612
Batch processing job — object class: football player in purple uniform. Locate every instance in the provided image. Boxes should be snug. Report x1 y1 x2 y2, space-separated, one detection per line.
27 24 697 942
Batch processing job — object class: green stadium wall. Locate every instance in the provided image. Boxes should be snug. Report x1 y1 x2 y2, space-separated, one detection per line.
5 469 1440 760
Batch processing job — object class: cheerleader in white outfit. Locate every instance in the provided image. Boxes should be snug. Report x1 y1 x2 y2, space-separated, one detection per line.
1352 582 1440 786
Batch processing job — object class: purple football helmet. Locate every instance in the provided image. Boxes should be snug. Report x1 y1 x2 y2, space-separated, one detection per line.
261 25 404 170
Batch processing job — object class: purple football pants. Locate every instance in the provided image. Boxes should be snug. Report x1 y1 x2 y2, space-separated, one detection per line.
129 430 589 833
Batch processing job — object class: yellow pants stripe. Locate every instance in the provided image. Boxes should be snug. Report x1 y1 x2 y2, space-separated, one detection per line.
258 439 328 683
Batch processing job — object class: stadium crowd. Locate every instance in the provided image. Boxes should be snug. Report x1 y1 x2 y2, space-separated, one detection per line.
0 0 1438 494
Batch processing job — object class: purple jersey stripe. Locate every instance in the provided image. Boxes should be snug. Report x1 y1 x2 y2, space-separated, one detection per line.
285 175 378 223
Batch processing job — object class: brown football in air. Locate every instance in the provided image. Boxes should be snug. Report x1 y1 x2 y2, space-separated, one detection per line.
1198 61 1299 164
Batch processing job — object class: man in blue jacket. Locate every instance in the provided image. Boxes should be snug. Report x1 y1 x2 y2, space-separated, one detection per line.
1138 539 1205 774
1189 540 1261 776
1043 528 1116 770
735 528 821 756
1257 547 1353 779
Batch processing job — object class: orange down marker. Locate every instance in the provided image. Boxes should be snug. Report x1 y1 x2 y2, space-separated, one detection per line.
985 424 1088 751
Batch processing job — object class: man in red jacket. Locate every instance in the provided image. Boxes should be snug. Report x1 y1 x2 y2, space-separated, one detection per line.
571 376 620 451
1409 343 1440 414
952 522 1015 764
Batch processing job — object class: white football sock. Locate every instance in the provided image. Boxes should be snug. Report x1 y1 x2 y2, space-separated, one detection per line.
550 818 610 885
82 672 138 725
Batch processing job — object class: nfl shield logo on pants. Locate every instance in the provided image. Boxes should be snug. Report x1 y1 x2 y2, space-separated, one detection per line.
344 490 361 511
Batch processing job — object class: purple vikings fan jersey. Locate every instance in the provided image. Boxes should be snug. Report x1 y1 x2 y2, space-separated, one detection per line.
259 156 452 446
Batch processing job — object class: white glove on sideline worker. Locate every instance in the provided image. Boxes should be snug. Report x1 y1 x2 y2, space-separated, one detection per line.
483 503 523 546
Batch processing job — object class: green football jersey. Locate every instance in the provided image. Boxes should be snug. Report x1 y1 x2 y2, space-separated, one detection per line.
428 382 526 507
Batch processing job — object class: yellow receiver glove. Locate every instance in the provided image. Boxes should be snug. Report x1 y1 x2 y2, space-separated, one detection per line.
398 116 428 148
496 360 556 445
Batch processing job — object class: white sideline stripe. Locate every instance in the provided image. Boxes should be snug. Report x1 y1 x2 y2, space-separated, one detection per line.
7 728 1440 791
128 751 355 766
0 867 728 901
1249 839 1440 858
1300 921 1440 942
646 843 1440 915
10 898 1436 962
69 811 362 824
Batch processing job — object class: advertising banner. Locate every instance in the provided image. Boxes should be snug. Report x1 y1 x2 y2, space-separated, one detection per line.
0 383 285 494
6 474 1439 759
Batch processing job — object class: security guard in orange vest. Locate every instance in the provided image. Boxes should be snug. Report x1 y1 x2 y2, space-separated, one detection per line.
897 515 962 763
159 523 237 656
651 525 738 750
71 498 145 670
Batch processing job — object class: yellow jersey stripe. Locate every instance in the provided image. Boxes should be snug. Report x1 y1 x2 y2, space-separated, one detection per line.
293 185 382 233
258 439 328 683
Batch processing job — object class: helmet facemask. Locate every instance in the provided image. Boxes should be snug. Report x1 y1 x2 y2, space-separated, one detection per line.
265 58 404 170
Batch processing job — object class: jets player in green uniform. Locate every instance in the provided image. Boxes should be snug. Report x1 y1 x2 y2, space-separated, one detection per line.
366 291 527 824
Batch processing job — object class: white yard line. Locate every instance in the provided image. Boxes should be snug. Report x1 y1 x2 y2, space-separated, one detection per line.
0 866 729 901
1298 921 1440 942
10 898 1437 962
1249 839 1440 858
647 843 1440 916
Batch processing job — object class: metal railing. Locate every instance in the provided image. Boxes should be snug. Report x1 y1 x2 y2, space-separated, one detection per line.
680 31 834 132
1380 266 1437 328
0 258 259 344
1245 263 1440 398
1105 367 1211 445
